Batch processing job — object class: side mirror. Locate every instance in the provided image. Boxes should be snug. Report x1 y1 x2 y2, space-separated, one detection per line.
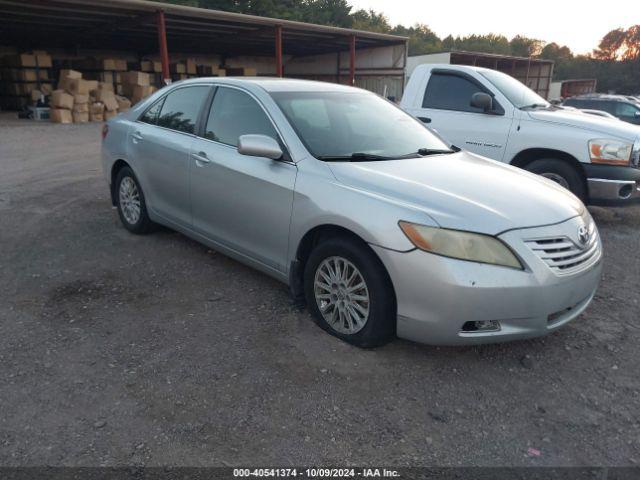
470 92 493 112
237 134 283 160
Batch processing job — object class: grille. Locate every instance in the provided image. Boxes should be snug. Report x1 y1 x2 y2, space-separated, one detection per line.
525 232 600 274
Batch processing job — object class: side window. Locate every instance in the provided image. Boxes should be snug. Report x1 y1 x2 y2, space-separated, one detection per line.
615 102 639 118
156 86 210 134
139 97 164 125
423 73 487 113
204 87 278 146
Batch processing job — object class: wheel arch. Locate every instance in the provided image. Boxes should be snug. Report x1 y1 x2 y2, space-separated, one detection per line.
510 148 586 176
110 159 131 205
289 224 397 308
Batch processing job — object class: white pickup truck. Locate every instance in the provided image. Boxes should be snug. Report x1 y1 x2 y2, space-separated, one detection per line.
401 64 640 205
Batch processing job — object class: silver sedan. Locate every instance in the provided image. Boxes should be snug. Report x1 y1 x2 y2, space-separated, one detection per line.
102 78 602 347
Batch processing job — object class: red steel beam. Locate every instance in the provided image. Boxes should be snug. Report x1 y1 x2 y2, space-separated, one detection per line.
156 9 171 85
349 34 356 86
275 25 283 77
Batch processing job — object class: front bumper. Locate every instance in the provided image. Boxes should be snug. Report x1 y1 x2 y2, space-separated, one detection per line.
585 164 640 205
372 216 602 346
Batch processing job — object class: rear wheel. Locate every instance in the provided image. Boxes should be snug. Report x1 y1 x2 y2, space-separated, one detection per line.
525 158 586 202
303 236 396 348
115 166 155 234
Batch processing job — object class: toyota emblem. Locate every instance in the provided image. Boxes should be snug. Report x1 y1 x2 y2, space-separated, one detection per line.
577 225 590 246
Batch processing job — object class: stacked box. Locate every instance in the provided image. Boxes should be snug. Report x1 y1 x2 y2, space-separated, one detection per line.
141 60 162 73
72 93 89 123
0 51 53 110
197 65 226 77
89 101 105 122
225 67 258 76
120 70 156 104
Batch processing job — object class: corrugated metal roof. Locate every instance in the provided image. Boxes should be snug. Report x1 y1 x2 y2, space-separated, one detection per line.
0 0 407 56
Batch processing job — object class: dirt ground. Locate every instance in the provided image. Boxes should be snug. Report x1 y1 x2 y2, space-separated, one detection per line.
1 113 639 467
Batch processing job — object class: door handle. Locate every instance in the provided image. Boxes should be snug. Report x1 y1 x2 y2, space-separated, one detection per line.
192 151 211 166
417 116 431 124
131 131 144 143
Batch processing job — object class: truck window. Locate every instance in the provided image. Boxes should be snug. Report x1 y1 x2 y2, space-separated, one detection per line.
422 73 486 113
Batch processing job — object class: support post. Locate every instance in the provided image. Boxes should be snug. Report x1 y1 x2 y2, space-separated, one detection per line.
275 25 283 77
156 9 171 85
349 34 356 86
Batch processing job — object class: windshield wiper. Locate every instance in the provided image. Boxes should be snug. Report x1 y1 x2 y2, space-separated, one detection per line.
317 152 396 162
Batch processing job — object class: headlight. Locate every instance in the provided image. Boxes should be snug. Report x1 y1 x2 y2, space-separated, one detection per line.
589 139 633 166
398 221 523 269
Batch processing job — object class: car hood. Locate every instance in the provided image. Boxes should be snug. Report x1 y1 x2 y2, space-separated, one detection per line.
527 109 640 140
328 151 584 235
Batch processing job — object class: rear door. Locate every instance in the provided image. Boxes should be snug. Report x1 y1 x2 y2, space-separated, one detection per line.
189 86 297 272
410 70 514 161
128 85 211 226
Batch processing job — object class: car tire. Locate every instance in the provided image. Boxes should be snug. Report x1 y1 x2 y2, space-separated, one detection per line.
115 166 155 234
525 158 587 202
303 236 396 348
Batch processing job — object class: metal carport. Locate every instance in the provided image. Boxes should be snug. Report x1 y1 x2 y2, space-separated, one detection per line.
0 0 407 95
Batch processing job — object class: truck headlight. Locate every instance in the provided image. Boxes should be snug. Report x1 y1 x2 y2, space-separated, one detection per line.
589 139 633 166
398 221 523 269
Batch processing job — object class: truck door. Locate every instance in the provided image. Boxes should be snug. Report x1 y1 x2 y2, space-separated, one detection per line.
410 70 514 161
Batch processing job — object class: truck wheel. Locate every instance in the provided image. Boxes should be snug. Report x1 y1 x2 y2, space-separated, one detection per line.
525 158 586 202
303 236 396 348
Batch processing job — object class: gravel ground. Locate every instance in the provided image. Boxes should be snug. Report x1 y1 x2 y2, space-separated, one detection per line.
0 113 639 467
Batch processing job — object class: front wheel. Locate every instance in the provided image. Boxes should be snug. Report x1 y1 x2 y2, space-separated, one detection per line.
525 158 587 202
303 236 396 348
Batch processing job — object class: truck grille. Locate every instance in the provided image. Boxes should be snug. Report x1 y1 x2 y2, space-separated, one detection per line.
525 233 600 274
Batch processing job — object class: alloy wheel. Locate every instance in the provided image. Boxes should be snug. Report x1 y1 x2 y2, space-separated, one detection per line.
313 256 370 335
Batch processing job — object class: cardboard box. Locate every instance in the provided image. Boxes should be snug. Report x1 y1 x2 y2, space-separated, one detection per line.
90 102 105 114
198 65 225 77
170 63 186 74
131 85 155 104
116 95 132 111
95 89 118 111
86 80 99 92
186 58 197 75
225 67 257 76
104 109 118 120
121 71 150 86
73 103 89 113
141 60 162 73
51 90 74 110
102 58 127 71
89 113 104 122
73 93 89 104
72 111 89 123
34 53 52 68
59 69 82 80
30 89 43 102
95 81 114 93
51 108 73 123
5 54 36 67
68 78 90 95
40 84 53 95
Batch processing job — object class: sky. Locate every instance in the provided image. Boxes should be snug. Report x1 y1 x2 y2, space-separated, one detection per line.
348 0 636 54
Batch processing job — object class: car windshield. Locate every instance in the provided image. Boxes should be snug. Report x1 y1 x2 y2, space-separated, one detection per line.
480 69 550 109
270 91 451 160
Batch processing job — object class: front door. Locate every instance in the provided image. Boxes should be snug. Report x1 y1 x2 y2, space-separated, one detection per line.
190 86 297 272
411 71 514 161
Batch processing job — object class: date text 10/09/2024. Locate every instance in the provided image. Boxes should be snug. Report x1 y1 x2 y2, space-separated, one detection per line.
233 468 401 478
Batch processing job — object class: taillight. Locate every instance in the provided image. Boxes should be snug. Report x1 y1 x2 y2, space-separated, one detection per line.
101 124 109 140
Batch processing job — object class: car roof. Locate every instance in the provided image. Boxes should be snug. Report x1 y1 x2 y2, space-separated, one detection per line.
175 76 363 93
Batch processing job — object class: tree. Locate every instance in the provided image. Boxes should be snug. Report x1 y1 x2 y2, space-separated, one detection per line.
351 9 391 33
540 42 573 62
509 35 543 57
593 28 626 60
